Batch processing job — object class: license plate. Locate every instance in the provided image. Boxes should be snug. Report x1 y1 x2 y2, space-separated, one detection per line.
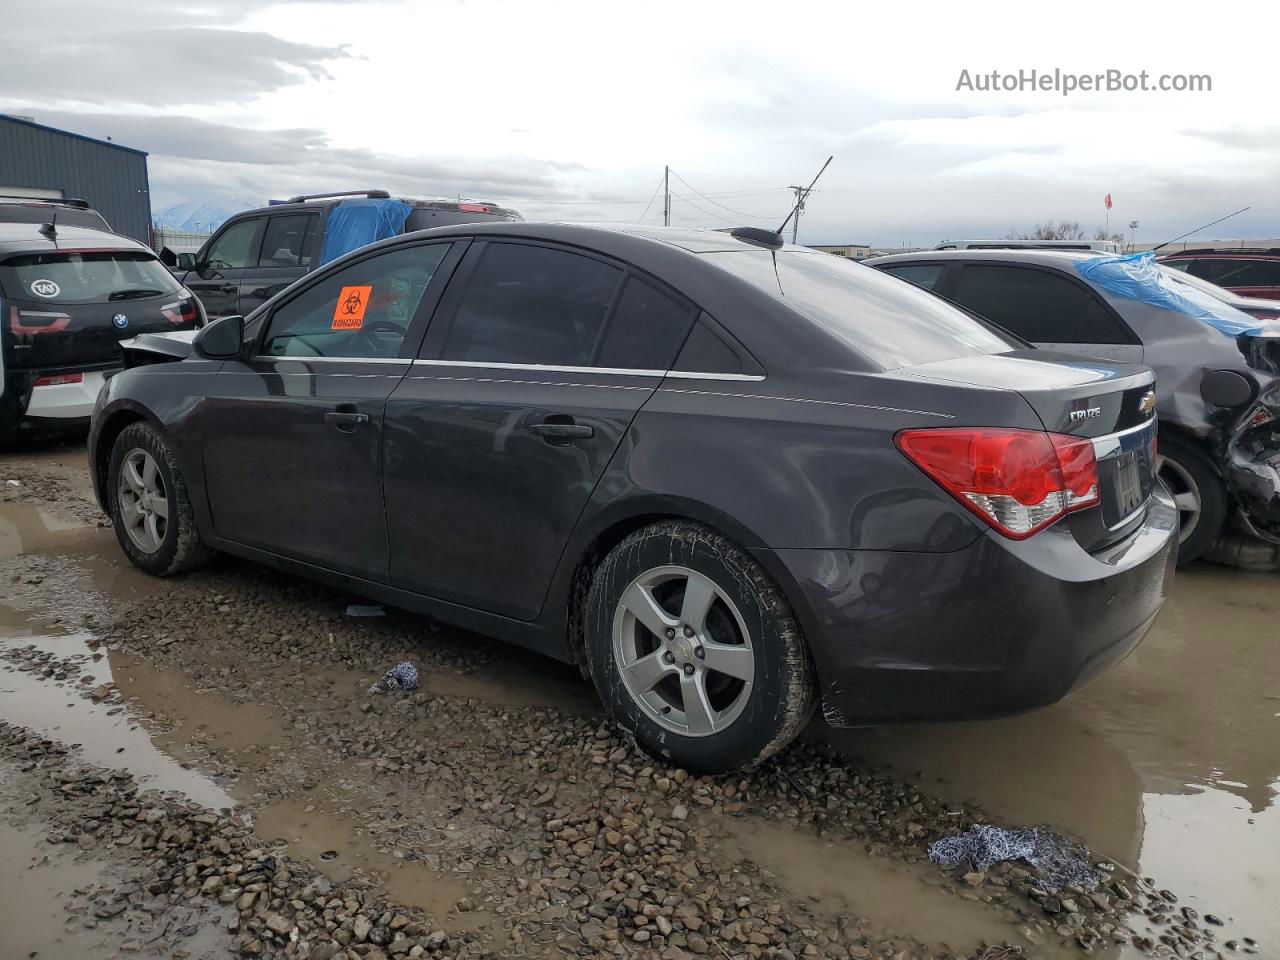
1114 451 1144 517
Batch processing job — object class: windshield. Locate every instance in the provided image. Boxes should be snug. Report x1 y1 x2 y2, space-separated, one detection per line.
0 250 183 305
705 249 1016 369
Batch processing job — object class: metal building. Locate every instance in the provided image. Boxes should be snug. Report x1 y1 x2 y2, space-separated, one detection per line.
0 114 151 242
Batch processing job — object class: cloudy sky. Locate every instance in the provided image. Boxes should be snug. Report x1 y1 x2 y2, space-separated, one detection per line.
4 0 1278 245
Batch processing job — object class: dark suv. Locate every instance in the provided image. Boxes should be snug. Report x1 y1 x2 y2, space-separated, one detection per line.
169 190 523 320
0 195 112 233
1159 249 1280 302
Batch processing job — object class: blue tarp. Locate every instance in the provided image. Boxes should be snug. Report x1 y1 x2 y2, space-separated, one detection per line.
1075 251 1262 336
318 198 412 266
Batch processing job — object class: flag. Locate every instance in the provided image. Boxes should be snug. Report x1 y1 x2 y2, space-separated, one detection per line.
1104 193 1113 210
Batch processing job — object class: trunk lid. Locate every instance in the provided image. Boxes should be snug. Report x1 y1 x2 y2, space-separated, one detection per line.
900 349 1159 548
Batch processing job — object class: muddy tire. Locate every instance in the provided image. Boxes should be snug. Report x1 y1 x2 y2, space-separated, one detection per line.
1157 435 1226 566
585 520 815 773
108 422 213 576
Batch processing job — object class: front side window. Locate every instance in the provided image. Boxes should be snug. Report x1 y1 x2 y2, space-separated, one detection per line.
0 251 183 304
261 243 449 359
881 263 946 291
259 215 316 268
441 243 621 366
949 264 1130 344
204 219 259 270
708 250 1014 370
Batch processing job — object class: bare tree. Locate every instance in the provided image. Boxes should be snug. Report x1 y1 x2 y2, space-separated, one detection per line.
1006 221 1087 241
1094 227 1126 245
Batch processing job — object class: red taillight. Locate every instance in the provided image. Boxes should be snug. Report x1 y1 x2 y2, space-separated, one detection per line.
456 203 491 213
160 296 201 327
9 305 71 335
896 427 1100 539
33 373 83 387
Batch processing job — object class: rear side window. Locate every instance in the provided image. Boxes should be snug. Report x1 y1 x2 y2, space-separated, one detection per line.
204 219 259 269
258 215 316 268
672 320 749 375
708 250 1014 370
441 243 622 366
1192 258 1280 286
596 276 696 369
0 251 182 304
949 265 1132 344
881 263 945 291
261 243 449 359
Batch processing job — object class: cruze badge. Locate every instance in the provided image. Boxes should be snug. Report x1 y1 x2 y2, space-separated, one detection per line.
1139 390 1156 416
1069 405 1102 423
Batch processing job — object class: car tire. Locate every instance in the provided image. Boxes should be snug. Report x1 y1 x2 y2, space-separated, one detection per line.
585 520 815 773
108 421 213 576
1157 434 1227 566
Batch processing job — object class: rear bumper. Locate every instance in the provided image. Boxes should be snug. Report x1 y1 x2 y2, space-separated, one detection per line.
768 482 1178 726
1 366 114 436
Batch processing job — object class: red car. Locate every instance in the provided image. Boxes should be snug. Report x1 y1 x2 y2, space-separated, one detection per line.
1159 248 1280 301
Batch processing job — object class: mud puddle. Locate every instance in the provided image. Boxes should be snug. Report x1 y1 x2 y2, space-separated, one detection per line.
0 823 108 958
821 563 1279 950
722 817 1046 956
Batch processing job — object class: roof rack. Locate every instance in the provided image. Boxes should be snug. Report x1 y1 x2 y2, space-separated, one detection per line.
284 189 391 204
0 195 91 209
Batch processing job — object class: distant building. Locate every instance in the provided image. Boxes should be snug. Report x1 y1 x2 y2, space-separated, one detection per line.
808 243 873 260
0 114 151 242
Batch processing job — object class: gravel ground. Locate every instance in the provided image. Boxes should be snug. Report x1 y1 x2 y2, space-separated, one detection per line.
0 444 1263 960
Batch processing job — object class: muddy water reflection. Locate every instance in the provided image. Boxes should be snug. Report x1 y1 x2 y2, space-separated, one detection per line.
821 564 1280 947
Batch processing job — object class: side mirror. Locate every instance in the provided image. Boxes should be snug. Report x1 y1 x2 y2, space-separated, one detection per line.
193 315 245 360
176 252 197 270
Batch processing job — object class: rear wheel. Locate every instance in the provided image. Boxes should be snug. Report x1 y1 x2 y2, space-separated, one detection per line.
1157 434 1227 565
586 520 814 772
108 422 212 576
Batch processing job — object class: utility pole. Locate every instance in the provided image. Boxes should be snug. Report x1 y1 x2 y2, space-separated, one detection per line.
787 185 808 244
1128 220 1139 252
663 165 670 227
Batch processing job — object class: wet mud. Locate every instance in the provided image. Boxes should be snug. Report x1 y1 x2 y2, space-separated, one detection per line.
2 442 1276 959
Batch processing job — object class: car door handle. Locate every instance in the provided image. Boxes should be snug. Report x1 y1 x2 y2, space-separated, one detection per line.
324 409 370 432
528 420 594 441
218 283 236 293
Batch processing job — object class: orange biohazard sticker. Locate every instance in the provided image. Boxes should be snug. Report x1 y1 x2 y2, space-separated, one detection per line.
332 285 372 330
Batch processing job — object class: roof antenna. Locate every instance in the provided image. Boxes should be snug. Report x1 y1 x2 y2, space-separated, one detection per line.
38 212 58 239
1150 206 1250 253
729 155 834 252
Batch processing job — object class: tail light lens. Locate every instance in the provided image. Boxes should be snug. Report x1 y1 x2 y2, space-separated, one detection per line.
160 295 202 327
33 373 83 387
896 427 1100 539
9 305 71 335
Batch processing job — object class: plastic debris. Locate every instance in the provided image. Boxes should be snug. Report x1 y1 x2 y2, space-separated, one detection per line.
345 604 385 617
927 824 1100 891
368 661 419 694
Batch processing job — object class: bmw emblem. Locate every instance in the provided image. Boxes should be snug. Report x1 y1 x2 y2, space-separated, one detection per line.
112 313 129 329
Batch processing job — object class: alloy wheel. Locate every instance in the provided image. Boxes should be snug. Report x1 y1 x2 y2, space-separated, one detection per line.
1157 454 1200 545
117 448 169 554
611 564 755 737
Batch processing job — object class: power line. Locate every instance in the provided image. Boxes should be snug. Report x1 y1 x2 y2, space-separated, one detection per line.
637 172 666 224
668 169 785 221
668 190 741 226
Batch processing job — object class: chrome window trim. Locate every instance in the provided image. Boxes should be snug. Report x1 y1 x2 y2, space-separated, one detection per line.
410 358 765 381
250 355 409 364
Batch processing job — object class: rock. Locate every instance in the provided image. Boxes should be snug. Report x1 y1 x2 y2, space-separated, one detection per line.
353 915 373 942
672 804 690 821
263 912 292 936
455 896 475 913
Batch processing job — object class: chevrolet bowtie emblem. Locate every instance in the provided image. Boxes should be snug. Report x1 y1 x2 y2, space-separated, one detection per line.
1139 390 1156 416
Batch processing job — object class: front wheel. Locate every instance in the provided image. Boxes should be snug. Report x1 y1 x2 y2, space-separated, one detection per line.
108 422 213 576
585 520 815 773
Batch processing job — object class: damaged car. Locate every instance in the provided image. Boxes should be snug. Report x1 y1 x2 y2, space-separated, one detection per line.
869 249 1280 562
90 224 1177 772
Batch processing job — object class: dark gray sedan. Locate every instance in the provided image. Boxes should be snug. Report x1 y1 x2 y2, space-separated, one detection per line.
89 224 1177 771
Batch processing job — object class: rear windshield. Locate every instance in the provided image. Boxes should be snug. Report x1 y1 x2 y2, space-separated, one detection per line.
0 204 111 231
0 251 183 305
706 250 1015 369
